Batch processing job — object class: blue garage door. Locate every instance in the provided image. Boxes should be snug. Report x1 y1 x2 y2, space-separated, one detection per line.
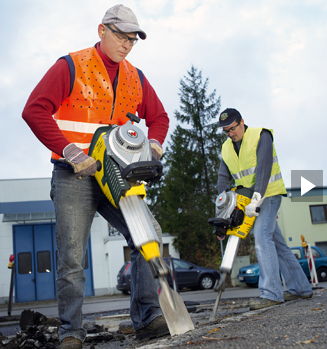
14 223 94 303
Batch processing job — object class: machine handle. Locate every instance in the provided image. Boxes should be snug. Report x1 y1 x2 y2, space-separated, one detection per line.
208 217 229 227
126 112 140 123
121 161 163 181
96 160 102 172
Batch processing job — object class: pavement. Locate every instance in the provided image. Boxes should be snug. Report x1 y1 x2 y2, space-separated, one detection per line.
78 286 326 349
0 285 263 319
1 284 326 348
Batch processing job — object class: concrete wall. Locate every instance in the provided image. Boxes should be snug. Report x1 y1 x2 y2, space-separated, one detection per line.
278 191 327 248
230 256 250 287
0 219 14 304
0 178 52 203
89 215 110 296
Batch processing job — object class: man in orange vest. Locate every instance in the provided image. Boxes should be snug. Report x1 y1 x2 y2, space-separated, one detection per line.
23 5 169 349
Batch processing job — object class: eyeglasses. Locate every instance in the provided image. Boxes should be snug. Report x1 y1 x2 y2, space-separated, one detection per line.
223 121 240 134
105 24 138 46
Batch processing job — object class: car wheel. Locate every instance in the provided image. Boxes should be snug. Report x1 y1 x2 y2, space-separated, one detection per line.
122 290 131 295
317 267 327 282
246 283 258 288
199 275 214 290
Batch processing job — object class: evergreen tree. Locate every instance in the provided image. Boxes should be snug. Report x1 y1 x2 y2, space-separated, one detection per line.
147 65 227 268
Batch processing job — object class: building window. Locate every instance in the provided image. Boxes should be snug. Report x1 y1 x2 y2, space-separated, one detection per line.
37 251 51 273
309 205 327 224
18 252 32 274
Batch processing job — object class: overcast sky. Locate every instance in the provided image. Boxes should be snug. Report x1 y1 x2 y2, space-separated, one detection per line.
1 0 326 189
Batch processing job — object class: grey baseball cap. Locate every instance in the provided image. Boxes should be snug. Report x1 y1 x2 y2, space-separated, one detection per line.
102 4 147 40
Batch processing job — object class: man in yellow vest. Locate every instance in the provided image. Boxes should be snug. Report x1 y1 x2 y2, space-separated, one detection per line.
23 5 169 349
217 108 312 310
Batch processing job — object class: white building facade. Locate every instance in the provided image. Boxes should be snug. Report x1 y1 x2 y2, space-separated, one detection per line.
0 178 178 304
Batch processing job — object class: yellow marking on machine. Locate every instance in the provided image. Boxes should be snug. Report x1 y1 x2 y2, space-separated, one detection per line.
124 185 146 199
140 241 161 262
91 133 118 207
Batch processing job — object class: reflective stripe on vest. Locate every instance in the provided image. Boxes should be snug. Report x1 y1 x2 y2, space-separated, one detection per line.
231 156 279 182
268 172 283 184
51 46 143 160
222 127 286 197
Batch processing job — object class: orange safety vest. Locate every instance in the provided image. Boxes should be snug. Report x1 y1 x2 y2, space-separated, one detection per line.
51 46 143 160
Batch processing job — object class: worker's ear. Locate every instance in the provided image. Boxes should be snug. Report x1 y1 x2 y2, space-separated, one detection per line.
98 24 105 38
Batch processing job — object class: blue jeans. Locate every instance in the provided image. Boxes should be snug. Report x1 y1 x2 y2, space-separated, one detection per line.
51 165 162 342
252 195 312 302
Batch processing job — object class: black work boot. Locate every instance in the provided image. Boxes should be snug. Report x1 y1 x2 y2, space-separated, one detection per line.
59 337 82 349
135 315 169 341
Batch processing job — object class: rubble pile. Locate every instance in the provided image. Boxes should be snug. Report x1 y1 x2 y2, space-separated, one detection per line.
0 310 60 349
0 310 128 349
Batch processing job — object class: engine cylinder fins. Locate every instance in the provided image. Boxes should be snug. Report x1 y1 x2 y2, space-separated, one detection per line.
215 191 231 209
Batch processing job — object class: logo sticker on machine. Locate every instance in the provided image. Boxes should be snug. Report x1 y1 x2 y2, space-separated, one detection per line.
127 130 138 138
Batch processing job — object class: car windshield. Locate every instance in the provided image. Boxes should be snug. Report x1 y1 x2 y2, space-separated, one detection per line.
311 248 321 258
291 249 302 260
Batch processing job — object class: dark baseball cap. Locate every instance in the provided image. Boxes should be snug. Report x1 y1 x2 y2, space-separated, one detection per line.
218 108 242 127
102 5 146 40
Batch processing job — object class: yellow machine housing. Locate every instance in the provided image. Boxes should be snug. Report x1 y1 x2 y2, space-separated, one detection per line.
226 188 256 239
88 120 162 261
88 126 146 209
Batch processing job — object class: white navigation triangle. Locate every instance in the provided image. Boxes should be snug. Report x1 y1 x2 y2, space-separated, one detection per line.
301 176 316 196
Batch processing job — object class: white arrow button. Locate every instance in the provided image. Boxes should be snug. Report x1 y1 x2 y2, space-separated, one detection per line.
301 176 316 196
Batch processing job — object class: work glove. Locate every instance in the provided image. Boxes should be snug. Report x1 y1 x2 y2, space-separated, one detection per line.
149 139 163 161
245 192 265 218
61 143 97 179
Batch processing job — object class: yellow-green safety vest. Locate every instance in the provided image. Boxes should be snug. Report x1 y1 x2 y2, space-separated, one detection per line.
221 127 286 197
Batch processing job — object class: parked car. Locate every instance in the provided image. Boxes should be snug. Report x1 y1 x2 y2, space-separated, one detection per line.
116 257 220 294
116 261 132 295
237 262 260 287
237 246 327 287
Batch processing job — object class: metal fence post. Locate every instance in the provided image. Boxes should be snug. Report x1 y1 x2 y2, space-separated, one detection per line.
301 235 318 288
8 254 15 316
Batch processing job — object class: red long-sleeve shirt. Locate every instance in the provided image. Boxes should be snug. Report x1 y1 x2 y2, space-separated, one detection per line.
22 43 169 157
